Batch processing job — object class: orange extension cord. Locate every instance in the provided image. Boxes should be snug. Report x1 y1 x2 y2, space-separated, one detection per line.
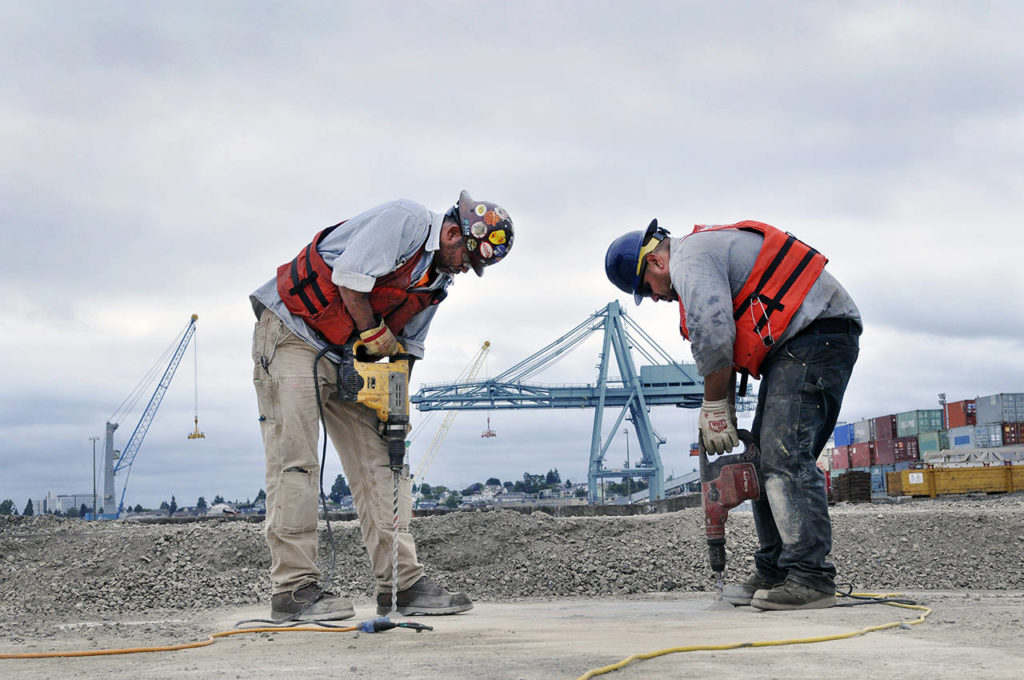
0 625 358 659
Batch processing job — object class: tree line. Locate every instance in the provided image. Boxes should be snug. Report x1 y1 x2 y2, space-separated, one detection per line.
0 466 649 518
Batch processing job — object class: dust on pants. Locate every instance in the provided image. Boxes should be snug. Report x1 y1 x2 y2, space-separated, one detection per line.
749 327 859 593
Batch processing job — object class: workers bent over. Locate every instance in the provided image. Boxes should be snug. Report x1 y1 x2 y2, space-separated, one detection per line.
605 219 860 610
250 191 513 621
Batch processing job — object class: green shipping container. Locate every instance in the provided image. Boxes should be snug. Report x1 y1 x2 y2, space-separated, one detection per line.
897 409 944 438
917 429 949 454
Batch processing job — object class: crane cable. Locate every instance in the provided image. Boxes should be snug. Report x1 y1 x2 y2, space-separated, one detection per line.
188 330 204 439
575 591 933 680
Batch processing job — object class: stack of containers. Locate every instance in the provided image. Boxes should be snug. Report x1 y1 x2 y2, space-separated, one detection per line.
829 423 854 478
829 393 1023 496
951 392 1024 450
849 419 874 472
898 409 946 459
870 413 913 495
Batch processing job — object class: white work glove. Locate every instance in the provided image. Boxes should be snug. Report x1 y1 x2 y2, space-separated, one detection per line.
700 398 739 455
359 318 398 357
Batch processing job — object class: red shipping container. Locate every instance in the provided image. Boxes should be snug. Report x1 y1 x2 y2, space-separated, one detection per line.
849 442 873 468
894 436 919 462
1002 422 1023 446
873 439 895 465
873 415 898 441
944 400 977 429
831 446 850 470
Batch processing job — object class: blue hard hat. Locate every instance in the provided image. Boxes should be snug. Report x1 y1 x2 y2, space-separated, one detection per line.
604 219 669 304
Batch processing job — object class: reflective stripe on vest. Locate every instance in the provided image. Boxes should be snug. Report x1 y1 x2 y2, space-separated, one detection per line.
677 221 827 379
276 223 440 345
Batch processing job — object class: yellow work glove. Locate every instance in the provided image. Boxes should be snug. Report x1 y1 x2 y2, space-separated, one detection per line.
359 318 398 357
699 398 739 455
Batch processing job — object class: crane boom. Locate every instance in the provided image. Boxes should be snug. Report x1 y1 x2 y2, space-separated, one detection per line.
413 341 490 483
102 315 199 517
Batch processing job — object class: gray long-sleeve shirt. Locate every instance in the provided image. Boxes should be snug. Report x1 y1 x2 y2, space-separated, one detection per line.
669 228 861 376
250 199 453 359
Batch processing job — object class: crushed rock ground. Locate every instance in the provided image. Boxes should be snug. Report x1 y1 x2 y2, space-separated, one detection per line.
1 492 1022 642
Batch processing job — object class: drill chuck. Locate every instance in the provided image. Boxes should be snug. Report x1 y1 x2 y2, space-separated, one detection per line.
386 416 408 471
707 538 726 573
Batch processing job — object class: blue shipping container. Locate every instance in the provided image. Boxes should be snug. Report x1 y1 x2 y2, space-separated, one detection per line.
833 423 854 448
870 465 895 494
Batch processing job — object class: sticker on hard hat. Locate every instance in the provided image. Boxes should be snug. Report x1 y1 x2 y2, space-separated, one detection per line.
493 244 507 258
475 204 487 216
471 222 487 238
488 229 506 245
466 237 478 252
484 210 500 226
480 242 493 258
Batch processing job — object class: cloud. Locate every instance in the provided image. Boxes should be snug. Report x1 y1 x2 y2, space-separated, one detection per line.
1 2 1023 509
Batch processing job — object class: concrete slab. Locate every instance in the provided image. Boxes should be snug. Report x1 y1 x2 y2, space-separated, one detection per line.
4 592 1022 679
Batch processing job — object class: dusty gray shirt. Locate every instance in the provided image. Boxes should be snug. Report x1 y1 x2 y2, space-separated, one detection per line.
250 199 452 359
669 229 861 376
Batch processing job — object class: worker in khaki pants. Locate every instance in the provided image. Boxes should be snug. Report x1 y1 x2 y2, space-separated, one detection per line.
250 192 514 621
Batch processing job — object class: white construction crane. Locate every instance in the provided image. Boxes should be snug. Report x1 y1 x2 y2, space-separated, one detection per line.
412 340 491 482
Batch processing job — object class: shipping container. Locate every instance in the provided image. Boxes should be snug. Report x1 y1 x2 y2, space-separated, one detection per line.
1001 422 1022 446
970 423 1004 448
831 446 850 470
949 425 976 449
852 419 875 444
917 429 949 454
894 437 919 462
833 423 854 448
849 442 873 468
949 424 1003 448
896 409 944 438
944 399 976 429
870 465 895 495
976 393 1023 425
873 438 895 465
873 414 898 441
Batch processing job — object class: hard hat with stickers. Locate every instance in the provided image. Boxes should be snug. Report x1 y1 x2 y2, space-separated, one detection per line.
456 190 514 276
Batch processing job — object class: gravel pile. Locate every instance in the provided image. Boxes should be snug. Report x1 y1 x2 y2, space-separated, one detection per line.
2 493 1022 629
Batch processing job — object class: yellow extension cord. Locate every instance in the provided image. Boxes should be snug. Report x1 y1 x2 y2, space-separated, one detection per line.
575 592 933 680
1 592 931 675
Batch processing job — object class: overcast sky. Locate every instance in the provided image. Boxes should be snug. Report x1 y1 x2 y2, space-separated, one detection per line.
2 1 1022 511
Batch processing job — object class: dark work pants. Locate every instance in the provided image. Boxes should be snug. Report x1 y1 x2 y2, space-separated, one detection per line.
749 326 859 594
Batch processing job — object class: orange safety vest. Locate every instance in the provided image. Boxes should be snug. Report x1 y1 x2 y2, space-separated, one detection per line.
677 221 827 379
276 222 443 345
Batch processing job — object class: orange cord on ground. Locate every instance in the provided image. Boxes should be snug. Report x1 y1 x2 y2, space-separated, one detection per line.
0 625 357 659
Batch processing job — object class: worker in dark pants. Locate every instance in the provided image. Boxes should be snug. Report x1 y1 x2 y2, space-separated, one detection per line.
250 191 513 621
605 219 860 610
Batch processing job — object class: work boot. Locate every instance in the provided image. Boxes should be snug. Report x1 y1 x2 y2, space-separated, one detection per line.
750 578 836 611
376 576 473 616
720 573 782 606
271 583 355 622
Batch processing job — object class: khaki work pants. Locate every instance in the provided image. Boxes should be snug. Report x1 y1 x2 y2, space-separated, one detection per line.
252 311 423 595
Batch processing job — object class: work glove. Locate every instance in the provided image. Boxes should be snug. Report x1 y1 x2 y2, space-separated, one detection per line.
699 398 739 455
359 317 398 358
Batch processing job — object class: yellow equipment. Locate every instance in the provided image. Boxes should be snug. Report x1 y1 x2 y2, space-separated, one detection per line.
337 340 411 470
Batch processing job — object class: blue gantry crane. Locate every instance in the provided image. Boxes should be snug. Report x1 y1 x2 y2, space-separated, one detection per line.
99 314 200 518
412 301 716 503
